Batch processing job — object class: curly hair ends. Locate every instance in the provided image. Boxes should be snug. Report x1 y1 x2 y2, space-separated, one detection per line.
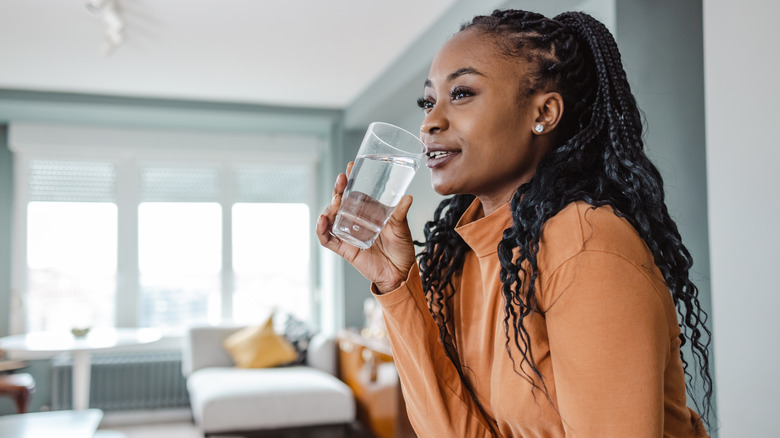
416 9 714 429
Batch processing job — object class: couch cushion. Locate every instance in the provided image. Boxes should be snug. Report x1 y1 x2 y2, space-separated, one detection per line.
183 326 244 376
187 366 355 433
221 314 298 369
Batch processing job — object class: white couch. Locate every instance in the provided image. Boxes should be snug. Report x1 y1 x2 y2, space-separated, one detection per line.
182 325 356 437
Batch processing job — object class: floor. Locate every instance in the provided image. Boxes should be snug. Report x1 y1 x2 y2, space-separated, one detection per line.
97 421 204 438
98 420 372 438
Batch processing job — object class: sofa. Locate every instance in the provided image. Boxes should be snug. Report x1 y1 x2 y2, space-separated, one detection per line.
182 324 356 437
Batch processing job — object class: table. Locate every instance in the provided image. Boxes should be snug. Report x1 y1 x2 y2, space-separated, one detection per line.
0 328 161 411
337 329 416 438
0 408 103 438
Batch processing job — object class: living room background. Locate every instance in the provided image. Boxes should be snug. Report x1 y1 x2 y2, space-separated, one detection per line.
2 0 779 435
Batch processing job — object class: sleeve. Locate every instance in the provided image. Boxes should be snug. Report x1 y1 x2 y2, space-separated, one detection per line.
372 263 497 438
543 250 670 438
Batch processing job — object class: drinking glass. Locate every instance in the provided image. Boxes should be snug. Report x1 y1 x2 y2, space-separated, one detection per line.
331 122 424 249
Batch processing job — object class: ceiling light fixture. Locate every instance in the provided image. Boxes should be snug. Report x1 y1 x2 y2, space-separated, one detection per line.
85 0 125 55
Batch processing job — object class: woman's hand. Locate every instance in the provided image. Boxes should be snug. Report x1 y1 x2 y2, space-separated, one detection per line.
316 162 417 294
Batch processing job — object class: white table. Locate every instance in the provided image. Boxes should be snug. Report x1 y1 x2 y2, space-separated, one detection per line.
0 328 161 411
0 408 103 438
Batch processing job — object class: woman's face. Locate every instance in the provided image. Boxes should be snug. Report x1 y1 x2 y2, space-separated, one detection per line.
419 29 548 212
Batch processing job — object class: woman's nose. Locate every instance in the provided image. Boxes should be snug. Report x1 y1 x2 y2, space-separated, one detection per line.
420 107 448 136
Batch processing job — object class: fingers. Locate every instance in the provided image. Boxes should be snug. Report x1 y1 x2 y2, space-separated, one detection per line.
319 179 344 239
324 170 349 222
332 172 348 198
316 206 360 264
380 195 413 245
315 213 336 247
317 165 352 251
316 203 343 252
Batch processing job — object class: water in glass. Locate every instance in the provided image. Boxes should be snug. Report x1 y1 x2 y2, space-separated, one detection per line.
332 154 418 249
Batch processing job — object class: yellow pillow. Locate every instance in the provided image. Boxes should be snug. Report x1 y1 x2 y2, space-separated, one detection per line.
222 314 298 368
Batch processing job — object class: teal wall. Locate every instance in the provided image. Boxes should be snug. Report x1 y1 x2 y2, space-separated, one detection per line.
338 128 372 329
0 89 341 135
0 125 11 339
616 0 714 427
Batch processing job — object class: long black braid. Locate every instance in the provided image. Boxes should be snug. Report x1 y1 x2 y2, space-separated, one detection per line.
416 9 713 429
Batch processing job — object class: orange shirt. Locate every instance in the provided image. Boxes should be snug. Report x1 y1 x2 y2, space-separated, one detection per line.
374 200 708 437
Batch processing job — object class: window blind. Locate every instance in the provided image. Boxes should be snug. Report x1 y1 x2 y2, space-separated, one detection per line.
140 166 221 202
138 165 309 204
28 160 116 202
233 167 309 204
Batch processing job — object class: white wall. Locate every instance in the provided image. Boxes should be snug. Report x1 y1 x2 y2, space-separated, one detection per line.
705 0 780 435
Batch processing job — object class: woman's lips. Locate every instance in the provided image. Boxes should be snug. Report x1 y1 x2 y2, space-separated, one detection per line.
425 148 460 169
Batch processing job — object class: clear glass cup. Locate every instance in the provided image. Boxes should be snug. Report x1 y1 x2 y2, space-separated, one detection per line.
331 122 424 249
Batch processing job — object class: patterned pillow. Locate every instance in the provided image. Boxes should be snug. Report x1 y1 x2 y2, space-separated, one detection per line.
282 314 317 366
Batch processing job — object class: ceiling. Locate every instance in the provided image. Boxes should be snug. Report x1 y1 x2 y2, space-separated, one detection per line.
0 0 457 109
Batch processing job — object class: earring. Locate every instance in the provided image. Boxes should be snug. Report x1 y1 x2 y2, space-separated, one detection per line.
534 124 544 133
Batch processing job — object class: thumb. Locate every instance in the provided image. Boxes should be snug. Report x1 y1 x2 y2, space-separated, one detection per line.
391 195 413 223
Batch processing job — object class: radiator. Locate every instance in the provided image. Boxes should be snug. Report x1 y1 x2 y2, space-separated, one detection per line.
51 351 190 411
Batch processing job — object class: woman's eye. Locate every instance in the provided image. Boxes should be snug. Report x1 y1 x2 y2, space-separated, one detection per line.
450 87 473 101
416 96 435 111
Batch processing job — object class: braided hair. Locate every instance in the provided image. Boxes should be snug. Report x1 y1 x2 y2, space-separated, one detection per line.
416 9 713 428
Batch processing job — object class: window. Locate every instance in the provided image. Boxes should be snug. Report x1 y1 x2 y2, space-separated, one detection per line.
11 125 321 333
27 201 118 331
25 160 118 331
138 201 222 328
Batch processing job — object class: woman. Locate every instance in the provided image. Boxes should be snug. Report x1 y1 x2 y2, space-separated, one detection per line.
317 9 712 437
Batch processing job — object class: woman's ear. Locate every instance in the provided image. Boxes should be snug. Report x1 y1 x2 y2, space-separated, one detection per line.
531 92 564 135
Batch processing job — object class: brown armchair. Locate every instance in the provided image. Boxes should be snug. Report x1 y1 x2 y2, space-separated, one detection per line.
0 351 36 414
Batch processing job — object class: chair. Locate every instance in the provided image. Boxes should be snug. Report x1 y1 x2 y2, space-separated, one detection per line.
0 354 36 414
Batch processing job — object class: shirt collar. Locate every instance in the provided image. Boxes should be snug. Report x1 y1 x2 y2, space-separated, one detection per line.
455 198 513 258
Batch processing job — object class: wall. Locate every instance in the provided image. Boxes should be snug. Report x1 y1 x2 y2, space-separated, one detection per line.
337 127 372 329
704 0 780 435
0 125 11 338
0 133 49 416
616 0 714 426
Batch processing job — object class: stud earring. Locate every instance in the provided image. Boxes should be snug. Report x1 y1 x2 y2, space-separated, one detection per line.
534 124 544 133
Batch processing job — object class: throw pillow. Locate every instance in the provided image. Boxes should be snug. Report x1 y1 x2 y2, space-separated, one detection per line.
282 314 317 366
222 314 298 368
